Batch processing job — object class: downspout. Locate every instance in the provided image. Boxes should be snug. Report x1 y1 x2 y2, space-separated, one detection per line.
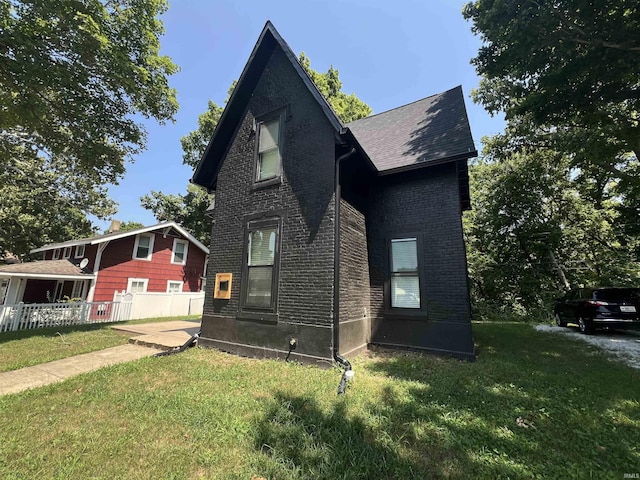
334 146 356 394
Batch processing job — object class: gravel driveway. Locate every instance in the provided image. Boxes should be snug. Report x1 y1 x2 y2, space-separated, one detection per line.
535 324 640 370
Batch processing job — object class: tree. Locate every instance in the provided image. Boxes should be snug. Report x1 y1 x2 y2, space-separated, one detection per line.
103 221 145 234
462 0 640 163
1 0 179 256
142 56 371 244
464 136 640 320
299 53 372 123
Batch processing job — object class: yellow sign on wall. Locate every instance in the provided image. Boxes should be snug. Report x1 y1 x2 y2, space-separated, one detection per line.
214 273 232 299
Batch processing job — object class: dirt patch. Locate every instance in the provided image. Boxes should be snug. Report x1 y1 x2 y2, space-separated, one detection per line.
535 324 640 370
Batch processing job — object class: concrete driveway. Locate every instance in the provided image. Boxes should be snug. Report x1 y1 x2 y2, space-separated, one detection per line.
535 324 640 370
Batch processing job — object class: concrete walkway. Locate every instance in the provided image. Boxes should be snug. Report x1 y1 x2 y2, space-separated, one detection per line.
0 320 200 396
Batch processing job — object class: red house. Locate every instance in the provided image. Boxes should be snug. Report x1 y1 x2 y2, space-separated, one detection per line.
0 222 209 306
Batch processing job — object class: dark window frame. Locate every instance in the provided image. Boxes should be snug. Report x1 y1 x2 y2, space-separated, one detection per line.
384 232 427 318
252 107 287 189
238 215 282 323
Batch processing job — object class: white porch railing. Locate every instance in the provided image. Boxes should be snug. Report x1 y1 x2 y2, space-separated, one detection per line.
0 301 132 333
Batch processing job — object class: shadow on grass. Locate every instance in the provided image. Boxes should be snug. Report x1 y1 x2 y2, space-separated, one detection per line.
252 392 453 479
362 323 640 478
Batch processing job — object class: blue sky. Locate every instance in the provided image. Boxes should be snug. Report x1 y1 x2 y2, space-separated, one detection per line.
99 0 505 231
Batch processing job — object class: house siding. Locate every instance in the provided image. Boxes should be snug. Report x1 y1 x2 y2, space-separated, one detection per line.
93 234 206 302
338 198 371 356
200 45 337 366
367 163 475 359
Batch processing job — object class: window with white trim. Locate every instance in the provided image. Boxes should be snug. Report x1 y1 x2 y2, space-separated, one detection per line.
133 233 154 260
0 279 9 305
63 247 72 259
71 281 85 300
52 248 61 260
171 239 188 265
127 278 148 293
255 116 282 183
167 280 183 293
390 238 421 309
74 244 85 258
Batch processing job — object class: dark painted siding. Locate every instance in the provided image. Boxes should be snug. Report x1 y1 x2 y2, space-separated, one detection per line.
367 162 474 359
338 198 370 356
200 45 337 365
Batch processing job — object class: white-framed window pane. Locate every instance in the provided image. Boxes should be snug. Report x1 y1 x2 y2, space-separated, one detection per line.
258 149 279 180
53 249 60 260
75 245 85 258
173 241 186 263
63 247 71 259
130 282 145 293
391 238 418 272
247 266 273 307
391 276 420 308
259 119 279 151
72 281 84 299
248 228 276 266
135 235 151 258
167 281 183 293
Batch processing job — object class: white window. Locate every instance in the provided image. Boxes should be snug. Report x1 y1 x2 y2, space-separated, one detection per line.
133 233 154 261
63 247 72 259
167 281 183 293
52 248 61 260
0 279 9 305
74 244 85 258
127 278 149 293
256 117 281 182
71 281 85 300
171 239 189 265
390 238 421 309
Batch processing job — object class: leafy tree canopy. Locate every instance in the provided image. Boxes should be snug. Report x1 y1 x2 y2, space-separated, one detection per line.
1 0 178 257
463 0 640 161
143 55 371 244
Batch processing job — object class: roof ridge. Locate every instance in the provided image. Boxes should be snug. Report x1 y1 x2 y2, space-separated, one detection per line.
347 85 462 125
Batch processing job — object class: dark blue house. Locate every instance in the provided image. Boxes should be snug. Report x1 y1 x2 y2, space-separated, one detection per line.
192 22 477 366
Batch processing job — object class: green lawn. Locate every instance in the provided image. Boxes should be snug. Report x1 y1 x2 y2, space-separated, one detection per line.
0 323 638 479
0 315 200 372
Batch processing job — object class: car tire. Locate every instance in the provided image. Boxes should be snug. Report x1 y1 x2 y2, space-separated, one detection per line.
555 313 566 327
578 317 594 335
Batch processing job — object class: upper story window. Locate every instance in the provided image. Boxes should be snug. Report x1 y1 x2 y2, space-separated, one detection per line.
52 248 61 260
133 233 155 261
63 247 72 259
254 112 283 184
74 244 85 258
171 239 189 265
390 238 421 309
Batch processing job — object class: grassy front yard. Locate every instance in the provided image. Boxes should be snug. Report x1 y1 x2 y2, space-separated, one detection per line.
0 315 200 372
0 323 638 479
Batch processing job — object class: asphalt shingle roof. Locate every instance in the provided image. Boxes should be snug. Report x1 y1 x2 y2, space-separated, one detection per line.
347 86 476 172
0 259 90 276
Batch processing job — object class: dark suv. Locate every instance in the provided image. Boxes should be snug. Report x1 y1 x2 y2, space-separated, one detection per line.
554 287 640 334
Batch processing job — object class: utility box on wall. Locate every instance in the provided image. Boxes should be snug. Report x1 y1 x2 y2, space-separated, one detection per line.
214 273 232 300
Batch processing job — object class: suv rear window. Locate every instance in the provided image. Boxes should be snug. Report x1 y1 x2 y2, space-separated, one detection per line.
593 288 640 302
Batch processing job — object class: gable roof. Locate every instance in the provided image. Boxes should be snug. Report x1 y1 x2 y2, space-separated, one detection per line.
0 259 94 280
191 21 345 191
29 222 209 255
347 86 477 174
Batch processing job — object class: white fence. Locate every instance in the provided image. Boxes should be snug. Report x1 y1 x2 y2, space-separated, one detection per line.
112 291 205 320
0 301 132 333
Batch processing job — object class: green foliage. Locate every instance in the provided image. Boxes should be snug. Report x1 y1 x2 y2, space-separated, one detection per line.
299 52 372 123
102 221 145 234
465 138 640 320
463 0 640 161
0 0 179 257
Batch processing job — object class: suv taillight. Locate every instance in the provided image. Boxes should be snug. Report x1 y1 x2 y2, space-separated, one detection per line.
587 300 610 306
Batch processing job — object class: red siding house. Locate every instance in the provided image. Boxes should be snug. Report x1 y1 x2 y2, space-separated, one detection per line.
0 222 209 306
